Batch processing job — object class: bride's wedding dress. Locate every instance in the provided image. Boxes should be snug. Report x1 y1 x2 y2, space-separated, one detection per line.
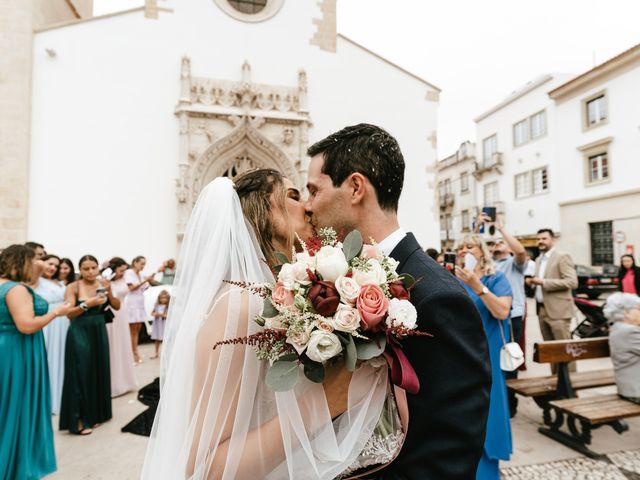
141 178 396 479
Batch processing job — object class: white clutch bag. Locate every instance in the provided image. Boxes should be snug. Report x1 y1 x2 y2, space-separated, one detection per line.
499 320 524 372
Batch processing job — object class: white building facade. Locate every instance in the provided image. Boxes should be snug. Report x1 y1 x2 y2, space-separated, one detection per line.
435 141 477 250
549 43 640 266
24 0 441 267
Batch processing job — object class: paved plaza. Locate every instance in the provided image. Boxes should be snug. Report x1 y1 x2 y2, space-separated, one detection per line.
50 298 640 479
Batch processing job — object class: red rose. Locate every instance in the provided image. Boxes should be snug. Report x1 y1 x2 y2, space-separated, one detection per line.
357 284 390 331
308 281 340 317
388 281 410 301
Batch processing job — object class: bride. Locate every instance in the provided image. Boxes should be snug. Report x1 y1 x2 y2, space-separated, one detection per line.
141 169 395 479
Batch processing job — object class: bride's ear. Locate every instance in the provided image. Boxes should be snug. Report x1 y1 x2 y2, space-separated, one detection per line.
347 173 367 205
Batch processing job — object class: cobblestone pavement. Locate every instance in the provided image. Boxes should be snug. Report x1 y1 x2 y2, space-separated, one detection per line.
502 449 640 479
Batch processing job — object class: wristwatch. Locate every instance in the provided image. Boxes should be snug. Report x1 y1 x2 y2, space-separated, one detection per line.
79 302 89 312
477 286 489 297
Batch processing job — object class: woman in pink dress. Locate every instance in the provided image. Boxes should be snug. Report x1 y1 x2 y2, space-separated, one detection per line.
619 255 640 296
104 257 137 396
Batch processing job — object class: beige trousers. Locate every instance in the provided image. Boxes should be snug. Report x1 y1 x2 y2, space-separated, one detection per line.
537 304 576 373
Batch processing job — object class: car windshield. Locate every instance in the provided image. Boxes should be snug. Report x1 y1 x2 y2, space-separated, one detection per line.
576 265 601 275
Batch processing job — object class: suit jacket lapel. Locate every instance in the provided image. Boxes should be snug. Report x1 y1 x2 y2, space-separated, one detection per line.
389 232 421 272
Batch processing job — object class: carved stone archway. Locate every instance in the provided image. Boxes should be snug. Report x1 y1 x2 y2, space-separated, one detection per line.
174 58 312 238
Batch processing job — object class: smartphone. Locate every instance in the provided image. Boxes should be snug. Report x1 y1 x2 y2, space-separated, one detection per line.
96 287 107 297
444 253 456 275
464 253 477 272
482 206 497 222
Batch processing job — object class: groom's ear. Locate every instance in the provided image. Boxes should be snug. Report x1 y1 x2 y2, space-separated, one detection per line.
346 173 367 206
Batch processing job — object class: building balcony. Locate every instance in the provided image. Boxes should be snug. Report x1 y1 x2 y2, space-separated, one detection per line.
473 152 503 180
438 193 455 210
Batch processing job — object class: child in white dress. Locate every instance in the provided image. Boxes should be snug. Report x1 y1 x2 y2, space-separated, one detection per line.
150 290 170 359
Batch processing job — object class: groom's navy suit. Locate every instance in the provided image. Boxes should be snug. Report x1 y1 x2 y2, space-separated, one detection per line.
375 233 491 479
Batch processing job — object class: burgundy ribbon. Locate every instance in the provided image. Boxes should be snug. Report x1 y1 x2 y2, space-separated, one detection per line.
384 342 420 395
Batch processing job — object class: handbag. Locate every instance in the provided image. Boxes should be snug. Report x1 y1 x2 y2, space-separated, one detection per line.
499 319 524 372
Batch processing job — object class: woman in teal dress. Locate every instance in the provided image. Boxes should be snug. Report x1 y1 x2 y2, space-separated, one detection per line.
60 254 120 435
0 245 73 479
455 235 514 480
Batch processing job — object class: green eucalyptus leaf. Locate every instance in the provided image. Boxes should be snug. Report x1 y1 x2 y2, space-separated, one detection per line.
343 230 364 262
345 335 357 372
356 335 387 360
278 353 299 362
266 361 299 391
303 360 325 383
399 273 416 289
275 252 289 266
262 297 278 318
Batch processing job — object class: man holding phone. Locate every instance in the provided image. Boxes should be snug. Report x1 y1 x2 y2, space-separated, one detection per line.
477 213 527 416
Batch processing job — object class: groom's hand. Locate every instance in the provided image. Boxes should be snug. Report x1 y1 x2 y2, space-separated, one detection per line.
323 361 353 418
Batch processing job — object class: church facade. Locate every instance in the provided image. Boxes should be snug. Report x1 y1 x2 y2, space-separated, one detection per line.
19 0 440 265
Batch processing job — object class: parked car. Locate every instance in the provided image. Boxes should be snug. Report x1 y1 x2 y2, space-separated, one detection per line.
574 264 619 299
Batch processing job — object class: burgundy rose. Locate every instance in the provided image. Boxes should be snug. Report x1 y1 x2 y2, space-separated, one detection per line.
388 281 410 301
308 281 340 317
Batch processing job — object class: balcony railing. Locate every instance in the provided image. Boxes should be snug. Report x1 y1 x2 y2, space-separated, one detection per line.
473 152 503 180
438 193 455 209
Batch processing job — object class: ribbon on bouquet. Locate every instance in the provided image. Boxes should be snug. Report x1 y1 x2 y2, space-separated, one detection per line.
384 342 420 395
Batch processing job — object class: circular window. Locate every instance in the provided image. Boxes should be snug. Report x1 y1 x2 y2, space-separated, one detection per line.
213 0 284 23
228 0 267 14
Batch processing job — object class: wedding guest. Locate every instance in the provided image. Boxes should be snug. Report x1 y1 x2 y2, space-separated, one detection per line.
0 245 73 479
104 257 137 397
58 258 76 285
124 256 155 363
604 293 640 403
159 259 176 285
60 255 119 435
35 254 70 415
425 248 439 261
150 290 170 359
618 255 640 295
455 234 513 480
24 241 46 259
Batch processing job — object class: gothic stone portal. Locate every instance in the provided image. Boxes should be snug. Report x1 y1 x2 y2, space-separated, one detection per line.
174 58 312 238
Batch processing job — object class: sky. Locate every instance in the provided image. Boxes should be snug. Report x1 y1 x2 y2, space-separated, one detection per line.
94 0 640 157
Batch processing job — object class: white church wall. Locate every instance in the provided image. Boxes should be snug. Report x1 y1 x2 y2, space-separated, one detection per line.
29 1 438 270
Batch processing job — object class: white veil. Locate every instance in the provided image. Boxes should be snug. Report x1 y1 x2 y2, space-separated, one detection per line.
142 177 389 480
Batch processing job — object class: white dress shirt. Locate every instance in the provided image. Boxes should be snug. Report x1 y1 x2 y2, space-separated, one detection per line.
377 228 406 256
535 247 555 303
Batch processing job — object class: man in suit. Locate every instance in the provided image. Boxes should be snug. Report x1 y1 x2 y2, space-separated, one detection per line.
526 228 578 371
305 123 491 479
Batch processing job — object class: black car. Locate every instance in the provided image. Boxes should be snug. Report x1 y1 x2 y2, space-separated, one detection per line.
574 264 619 299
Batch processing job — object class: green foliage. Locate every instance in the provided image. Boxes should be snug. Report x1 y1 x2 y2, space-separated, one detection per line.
356 335 387 360
265 360 299 391
303 360 325 383
262 297 278 318
343 230 364 261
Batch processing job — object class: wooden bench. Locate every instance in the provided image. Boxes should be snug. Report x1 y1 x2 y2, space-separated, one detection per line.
508 337 640 458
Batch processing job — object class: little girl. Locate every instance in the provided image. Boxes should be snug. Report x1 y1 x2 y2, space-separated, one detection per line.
150 290 170 359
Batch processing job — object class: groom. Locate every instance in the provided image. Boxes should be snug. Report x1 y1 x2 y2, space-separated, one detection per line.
305 124 491 479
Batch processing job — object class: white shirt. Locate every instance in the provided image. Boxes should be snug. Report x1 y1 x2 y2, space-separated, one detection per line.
535 247 555 303
377 228 406 256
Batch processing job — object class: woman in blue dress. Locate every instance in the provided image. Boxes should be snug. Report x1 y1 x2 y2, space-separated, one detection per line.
34 254 70 415
0 245 73 479
455 234 513 480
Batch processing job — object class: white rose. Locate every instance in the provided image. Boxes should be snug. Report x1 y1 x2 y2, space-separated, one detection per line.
296 251 317 272
315 246 349 283
385 298 418 329
286 324 314 355
305 330 343 363
353 259 387 286
333 304 361 333
278 262 309 289
335 275 361 305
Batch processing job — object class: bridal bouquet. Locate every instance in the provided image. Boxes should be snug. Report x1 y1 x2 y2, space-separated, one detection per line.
215 228 429 392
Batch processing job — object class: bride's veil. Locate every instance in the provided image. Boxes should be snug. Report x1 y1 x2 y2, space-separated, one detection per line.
142 177 389 479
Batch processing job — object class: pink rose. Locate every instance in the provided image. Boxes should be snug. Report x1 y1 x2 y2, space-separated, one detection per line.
356 284 390 331
362 244 382 260
272 282 294 306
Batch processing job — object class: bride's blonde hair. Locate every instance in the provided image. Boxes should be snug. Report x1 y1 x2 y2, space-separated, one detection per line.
234 168 293 266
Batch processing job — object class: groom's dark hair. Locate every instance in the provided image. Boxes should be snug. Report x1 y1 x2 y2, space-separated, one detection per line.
307 123 404 211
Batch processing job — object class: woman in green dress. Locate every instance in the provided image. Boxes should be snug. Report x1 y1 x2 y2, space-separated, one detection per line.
60 255 120 435
0 245 74 479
